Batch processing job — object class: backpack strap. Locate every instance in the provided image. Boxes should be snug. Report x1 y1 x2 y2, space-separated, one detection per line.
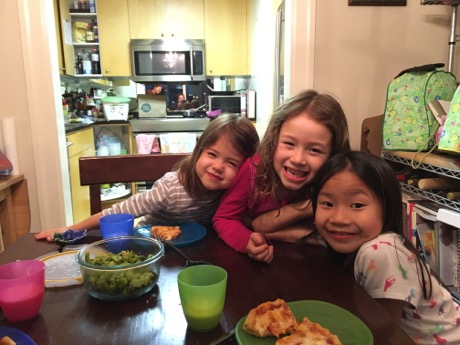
395 63 445 78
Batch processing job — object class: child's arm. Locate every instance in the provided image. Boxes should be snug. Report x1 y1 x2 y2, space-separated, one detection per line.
213 161 254 253
252 199 313 233
263 220 315 243
376 298 408 323
35 212 103 241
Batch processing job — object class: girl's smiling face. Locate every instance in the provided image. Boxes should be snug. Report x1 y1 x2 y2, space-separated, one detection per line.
273 112 332 193
315 170 383 254
195 134 245 190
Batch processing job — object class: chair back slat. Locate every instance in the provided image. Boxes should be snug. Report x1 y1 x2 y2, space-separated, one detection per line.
79 154 189 215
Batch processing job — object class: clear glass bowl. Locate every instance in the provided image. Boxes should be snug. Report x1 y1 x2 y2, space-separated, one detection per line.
76 236 164 301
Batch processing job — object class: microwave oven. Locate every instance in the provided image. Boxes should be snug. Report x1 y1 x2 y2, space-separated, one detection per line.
208 91 256 120
130 39 206 83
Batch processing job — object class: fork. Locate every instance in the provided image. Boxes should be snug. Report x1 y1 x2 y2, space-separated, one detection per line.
152 234 211 267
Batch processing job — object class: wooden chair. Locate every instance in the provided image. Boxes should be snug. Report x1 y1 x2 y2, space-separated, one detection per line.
79 154 190 215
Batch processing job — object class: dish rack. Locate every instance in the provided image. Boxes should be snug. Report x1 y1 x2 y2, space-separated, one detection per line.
421 0 460 72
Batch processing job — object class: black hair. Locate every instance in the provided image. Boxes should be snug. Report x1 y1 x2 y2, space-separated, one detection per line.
311 151 432 299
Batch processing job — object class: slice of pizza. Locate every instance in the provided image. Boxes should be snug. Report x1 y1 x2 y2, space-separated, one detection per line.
0 336 17 345
275 317 342 345
243 299 298 338
150 225 182 241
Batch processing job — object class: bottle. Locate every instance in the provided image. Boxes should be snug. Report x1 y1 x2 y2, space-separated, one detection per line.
78 0 88 11
81 49 92 75
92 19 98 43
86 21 94 42
91 48 101 75
89 0 96 13
76 52 83 74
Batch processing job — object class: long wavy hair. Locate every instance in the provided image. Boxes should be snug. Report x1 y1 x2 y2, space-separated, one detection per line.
252 89 350 204
311 151 432 299
176 114 260 199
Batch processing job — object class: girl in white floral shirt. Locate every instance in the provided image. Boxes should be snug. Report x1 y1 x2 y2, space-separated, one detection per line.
311 151 460 345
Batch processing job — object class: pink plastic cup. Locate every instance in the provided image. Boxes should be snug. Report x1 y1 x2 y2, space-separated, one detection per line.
0 260 45 322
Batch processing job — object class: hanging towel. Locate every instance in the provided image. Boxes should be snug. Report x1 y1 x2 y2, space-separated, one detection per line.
135 134 156 154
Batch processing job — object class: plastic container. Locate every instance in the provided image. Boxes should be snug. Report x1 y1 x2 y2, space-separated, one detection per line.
99 213 134 239
102 97 130 121
0 260 45 322
76 236 164 301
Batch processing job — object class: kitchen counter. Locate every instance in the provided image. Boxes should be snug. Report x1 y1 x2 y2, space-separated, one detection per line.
65 120 130 134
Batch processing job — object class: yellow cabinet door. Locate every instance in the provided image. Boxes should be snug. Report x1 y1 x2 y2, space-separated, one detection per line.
54 0 65 74
67 128 95 223
68 148 93 222
58 0 76 75
128 0 204 39
98 0 131 76
204 0 247 76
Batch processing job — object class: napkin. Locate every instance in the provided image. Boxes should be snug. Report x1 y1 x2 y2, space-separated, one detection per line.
136 134 156 154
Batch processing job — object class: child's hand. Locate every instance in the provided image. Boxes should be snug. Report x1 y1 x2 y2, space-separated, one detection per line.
247 232 274 263
34 226 69 242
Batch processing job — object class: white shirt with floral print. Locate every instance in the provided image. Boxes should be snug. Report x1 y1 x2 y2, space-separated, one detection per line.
355 233 460 345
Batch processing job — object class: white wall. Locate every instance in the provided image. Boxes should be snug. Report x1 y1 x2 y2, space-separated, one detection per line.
250 1 458 150
314 1 457 149
0 0 70 233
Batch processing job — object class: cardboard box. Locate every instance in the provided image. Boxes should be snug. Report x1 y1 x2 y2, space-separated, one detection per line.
138 95 166 117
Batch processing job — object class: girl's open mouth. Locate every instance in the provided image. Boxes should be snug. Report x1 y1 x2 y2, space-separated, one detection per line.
284 167 307 180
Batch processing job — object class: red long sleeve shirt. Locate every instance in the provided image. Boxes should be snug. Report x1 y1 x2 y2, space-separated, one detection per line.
212 155 293 253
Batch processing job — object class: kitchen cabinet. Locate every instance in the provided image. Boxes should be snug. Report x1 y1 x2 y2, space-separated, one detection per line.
54 0 65 74
58 0 101 77
58 0 76 75
67 127 95 222
204 0 248 76
128 0 204 39
97 0 131 77
93 123 134 209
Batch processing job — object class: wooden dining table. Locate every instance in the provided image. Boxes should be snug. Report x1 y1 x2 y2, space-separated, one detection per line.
0 230 415 345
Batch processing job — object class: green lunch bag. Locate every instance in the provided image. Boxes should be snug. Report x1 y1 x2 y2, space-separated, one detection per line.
382 63 457 151
438 83 460 154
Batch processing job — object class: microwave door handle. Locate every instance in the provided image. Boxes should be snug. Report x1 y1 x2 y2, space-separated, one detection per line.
190 48 194 80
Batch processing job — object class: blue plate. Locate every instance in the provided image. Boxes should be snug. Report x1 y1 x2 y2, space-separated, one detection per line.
133 223 207 247
0 326 36 345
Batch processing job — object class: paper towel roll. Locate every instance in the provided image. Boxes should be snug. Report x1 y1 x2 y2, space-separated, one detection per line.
2 118 20 175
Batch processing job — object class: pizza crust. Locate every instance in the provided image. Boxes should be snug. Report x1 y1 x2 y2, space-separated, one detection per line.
275 317 342 345
243 299 298 338
0 336 17 345
150 225 182 241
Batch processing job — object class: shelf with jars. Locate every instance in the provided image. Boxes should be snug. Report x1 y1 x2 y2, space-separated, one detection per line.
66 0 101 77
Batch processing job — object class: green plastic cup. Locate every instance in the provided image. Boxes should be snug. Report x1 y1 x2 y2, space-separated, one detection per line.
177 265 227 332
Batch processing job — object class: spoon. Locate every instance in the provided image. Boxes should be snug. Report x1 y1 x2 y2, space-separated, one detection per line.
152 234 211 267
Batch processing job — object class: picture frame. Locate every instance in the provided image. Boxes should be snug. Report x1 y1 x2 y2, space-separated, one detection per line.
349 0 406 5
